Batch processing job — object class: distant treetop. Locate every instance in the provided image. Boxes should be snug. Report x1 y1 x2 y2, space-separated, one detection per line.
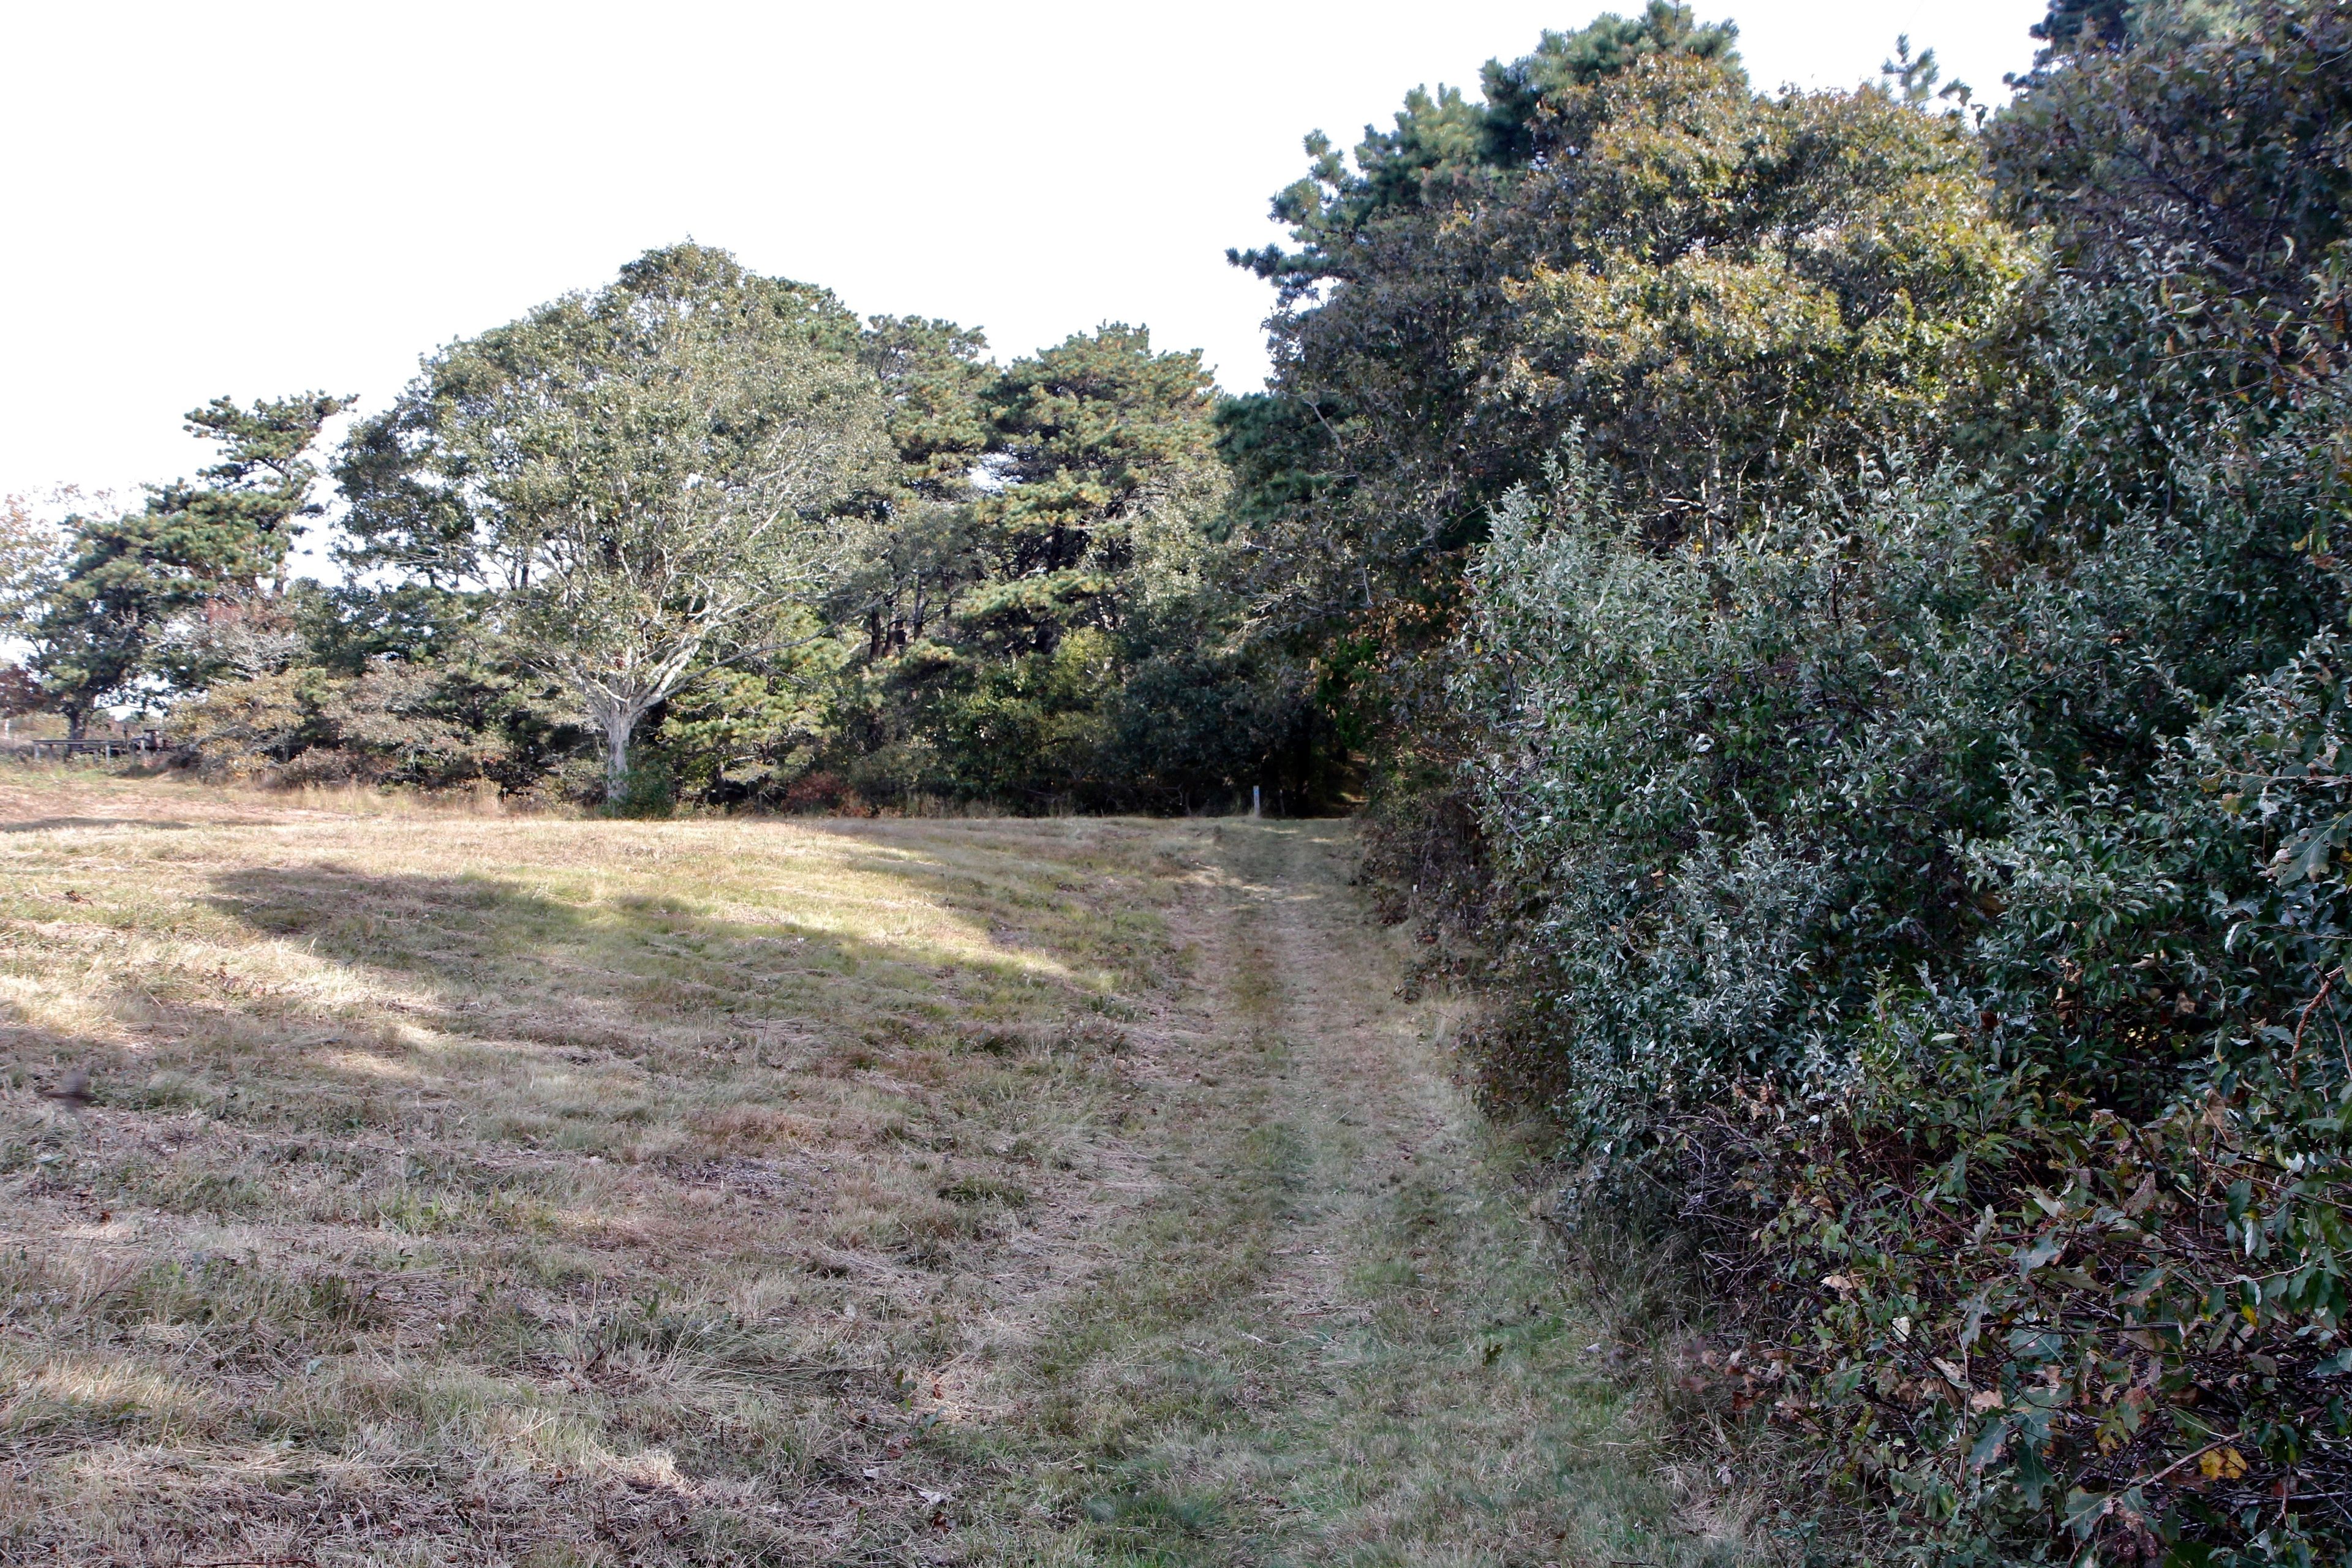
1234 2 1743 284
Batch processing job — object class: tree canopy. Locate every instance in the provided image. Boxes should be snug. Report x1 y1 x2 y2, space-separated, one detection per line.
336 243 891 799
17 393 349 735
1219 4 2025 783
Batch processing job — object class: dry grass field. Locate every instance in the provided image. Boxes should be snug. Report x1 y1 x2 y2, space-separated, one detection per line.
0 768 1757 1567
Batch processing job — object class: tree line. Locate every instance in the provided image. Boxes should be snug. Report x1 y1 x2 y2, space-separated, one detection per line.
6 0 2351 1558
1 251 1322 814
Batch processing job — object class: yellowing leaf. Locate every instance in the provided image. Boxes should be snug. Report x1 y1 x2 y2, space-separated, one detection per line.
2197 1446 2248 1482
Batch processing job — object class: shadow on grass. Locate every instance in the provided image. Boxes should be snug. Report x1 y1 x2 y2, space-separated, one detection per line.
794 819 1183 995
2 823 1164 1154
196 860 971 1053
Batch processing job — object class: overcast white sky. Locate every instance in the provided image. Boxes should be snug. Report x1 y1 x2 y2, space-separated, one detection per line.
3 0 2049 512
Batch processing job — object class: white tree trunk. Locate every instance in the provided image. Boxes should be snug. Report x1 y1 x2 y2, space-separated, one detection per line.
568 684 661 806
602 704 636 802
552 634 706 808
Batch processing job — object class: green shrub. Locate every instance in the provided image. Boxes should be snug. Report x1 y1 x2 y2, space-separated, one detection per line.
605 753 676 818
1391 9 2352 1558
1436 408 2352 1561
172 658 582 794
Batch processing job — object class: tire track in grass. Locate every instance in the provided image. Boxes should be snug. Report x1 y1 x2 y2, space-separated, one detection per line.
933 821 1763 1567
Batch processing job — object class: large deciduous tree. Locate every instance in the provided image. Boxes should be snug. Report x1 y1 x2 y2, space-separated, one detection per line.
336 244 892 801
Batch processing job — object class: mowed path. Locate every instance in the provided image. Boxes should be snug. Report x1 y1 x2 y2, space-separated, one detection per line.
932 821 1750 1567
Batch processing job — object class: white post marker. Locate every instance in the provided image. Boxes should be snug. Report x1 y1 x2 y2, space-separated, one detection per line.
1252 785 1261 819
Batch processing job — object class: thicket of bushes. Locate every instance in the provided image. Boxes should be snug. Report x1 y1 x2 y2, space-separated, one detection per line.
1351 3 2352 1561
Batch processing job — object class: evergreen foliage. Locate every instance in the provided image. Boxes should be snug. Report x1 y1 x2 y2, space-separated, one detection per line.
821 323 1322 812
1223 6 2024 786
62 252 1323 813
23 394 349 736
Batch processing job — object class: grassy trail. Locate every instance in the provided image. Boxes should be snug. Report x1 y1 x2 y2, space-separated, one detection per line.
937 822 1746 1567
0 775 1745 1566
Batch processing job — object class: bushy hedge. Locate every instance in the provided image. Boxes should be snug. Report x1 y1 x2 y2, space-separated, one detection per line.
170 659 583 794
1360 9 2352 1559
1433 298 2352 1558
